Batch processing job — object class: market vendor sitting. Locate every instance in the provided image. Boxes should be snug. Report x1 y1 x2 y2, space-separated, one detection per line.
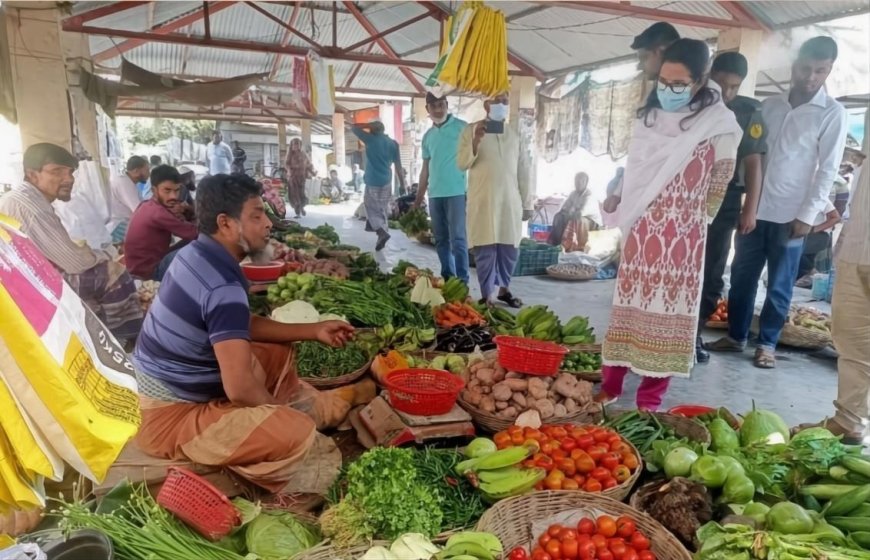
124 165 198 281
0 143 143 343
132 172 375 494
548 171 602 252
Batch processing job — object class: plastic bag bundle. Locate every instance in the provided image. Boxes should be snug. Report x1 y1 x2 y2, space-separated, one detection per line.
426 1 510 97
0 217 140 512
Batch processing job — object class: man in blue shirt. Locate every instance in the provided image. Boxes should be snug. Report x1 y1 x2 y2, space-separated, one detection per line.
414 93 469 283
352 121 407 251
133 173 374 492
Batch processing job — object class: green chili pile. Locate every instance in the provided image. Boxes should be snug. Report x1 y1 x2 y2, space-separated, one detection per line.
296 341 369 378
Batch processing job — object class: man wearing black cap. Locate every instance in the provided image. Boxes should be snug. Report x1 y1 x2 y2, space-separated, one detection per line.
414 93 470 284
0 143 143 341
631 22 680 80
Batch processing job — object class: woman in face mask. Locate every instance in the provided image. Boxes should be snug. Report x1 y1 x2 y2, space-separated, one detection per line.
596 38 743 411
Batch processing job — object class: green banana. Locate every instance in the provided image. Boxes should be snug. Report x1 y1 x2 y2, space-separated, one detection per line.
445 532 503 555
454 457 480 475
477 466 527 484
471 446 532 471
439 542 495 560
480 468 546 500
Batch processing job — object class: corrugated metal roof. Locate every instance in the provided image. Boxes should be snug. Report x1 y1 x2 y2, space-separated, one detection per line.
76 0 869 102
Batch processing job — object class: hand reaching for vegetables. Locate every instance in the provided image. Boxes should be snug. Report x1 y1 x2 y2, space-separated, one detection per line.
315 320 355 348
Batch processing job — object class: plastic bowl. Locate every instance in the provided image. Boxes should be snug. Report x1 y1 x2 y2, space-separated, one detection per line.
241 261 284 282
668 405 715 417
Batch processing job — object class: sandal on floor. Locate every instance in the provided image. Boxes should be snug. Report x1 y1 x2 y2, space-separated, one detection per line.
594 392 617 406
497 291 523 308
707 337 746 352
753 348 776 369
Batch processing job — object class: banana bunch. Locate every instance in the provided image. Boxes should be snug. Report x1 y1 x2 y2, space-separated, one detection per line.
561 315 595 345
437 532 503 560
455 446 545 501
376 325 437 352
514 305 562 342
441 277 469 303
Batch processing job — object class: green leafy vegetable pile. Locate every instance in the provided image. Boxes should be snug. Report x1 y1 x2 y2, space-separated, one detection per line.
695 522 870 559
398 208 430 236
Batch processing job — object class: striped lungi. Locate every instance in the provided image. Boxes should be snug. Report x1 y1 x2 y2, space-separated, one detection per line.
363 185 391 232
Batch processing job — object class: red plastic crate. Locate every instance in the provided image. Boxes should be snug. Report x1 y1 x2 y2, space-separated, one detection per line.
156 467 240 540
384 368 465 416
495 336 568 376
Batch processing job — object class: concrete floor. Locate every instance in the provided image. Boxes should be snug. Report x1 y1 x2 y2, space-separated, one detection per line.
297 201 838 427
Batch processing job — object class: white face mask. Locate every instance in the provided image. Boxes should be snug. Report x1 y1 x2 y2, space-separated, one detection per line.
487 103 509 122
431 114 448 125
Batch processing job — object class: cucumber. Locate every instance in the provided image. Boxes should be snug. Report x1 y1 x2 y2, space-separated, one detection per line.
852 532 870 550
850 504 870 517
827 516 870 533
826 484 870 517
830 465 870 484
843 456 870 479
800 484 860 500
804 494 823 513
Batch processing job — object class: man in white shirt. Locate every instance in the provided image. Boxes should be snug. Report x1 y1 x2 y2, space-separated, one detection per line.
206 131 233 175
711 37 848 369
108 155 149 243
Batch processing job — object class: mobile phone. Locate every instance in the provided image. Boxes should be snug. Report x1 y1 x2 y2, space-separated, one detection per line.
484 120 504 134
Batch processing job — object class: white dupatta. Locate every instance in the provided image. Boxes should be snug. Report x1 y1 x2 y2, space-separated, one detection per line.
603 86 742 233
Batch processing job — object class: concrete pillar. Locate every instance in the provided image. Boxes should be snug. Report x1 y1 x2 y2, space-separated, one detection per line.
717 28 764 97
277 122 287 168
5 3 73 150
61 29 101 164
300 120 312 152
332 112 345 167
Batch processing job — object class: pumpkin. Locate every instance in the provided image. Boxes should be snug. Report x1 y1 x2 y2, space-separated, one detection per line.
0 508 43 537
371 350 408 384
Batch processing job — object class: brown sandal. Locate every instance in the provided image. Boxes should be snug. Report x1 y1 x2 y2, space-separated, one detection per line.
753 348 776 369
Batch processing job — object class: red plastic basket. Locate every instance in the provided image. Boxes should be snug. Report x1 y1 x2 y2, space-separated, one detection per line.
494 336 569 376
384 368 465 416
156 467 240 540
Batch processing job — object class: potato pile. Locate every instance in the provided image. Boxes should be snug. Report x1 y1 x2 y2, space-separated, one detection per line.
299 258 349 279
460 355 596 421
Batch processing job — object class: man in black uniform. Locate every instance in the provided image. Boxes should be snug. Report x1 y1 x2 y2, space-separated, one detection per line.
697 52 768 362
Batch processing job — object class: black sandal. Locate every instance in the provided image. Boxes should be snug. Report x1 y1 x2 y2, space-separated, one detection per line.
497 291 523 308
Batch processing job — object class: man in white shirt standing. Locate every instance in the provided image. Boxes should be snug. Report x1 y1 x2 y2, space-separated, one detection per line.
108 155 149 243
711 37 848 369
206 131 233 176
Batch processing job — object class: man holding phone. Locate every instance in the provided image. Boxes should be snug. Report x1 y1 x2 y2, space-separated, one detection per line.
457 93 532 308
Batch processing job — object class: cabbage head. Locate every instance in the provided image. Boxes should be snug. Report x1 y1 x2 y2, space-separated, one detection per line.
245 511 321 560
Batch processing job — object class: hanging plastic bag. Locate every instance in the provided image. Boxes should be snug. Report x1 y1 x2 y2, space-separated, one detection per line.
307 51 335 116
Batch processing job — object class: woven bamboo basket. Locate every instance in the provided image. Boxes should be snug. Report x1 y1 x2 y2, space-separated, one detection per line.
605 410 711 446
457 397 603 434
751 315 831 349
476 491 692 559
629 478 713 551
293 540 389 560
562 342 601 353
546 265 597 281
704 320 728 330
300 360 372 389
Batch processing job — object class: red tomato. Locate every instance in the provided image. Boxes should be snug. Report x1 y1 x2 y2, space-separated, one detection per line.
560 539 579 560
577 541 596 560
609 540 627 558
577 518 596 535
511 431 527 445
638 551 656 560
524 427 543 440
545 538 563 559
600 453 621 470
542 441 561 454
597 551 614 560
587 446 608 462
583 478 602 492
558 459 577 476
561 478 580 490
494 432 511 447
531 551 551 560
591 467 611 482
616 516 636 539
551 449 568 462
548 525 564 538
622 453 639 471
507 425 524 436
510 547 529 560
576 434 595 449
610 441 632 454
597 515 617 538
561 438 577 452
630 532 650 551
590 534 608 550
602 477 619 490
539 533 552 548
593 430 611 443
622 549 639 560
551 426 569 439
536 455 555 470
558 528 578 541
574 452 596 474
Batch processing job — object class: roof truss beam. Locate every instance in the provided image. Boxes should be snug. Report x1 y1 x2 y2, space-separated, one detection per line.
536 1 762 30
342 1 425 94
342 9 434 53
67 1 151 25
717 1 771 32
244 2 322 50
269 2 302 80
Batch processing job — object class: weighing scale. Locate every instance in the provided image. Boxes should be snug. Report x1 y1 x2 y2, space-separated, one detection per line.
349 394 476 448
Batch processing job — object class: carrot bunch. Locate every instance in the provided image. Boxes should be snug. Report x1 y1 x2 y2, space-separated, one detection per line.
435 302 486 328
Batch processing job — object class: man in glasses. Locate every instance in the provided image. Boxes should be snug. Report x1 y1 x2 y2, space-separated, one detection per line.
631 22 680 80
710 37 848 369
414 93 470 284
696 52 767 363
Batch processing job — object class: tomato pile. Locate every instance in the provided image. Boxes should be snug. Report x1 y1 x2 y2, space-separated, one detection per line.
511 515 657 560
493 424 639 492
708 299 728 323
